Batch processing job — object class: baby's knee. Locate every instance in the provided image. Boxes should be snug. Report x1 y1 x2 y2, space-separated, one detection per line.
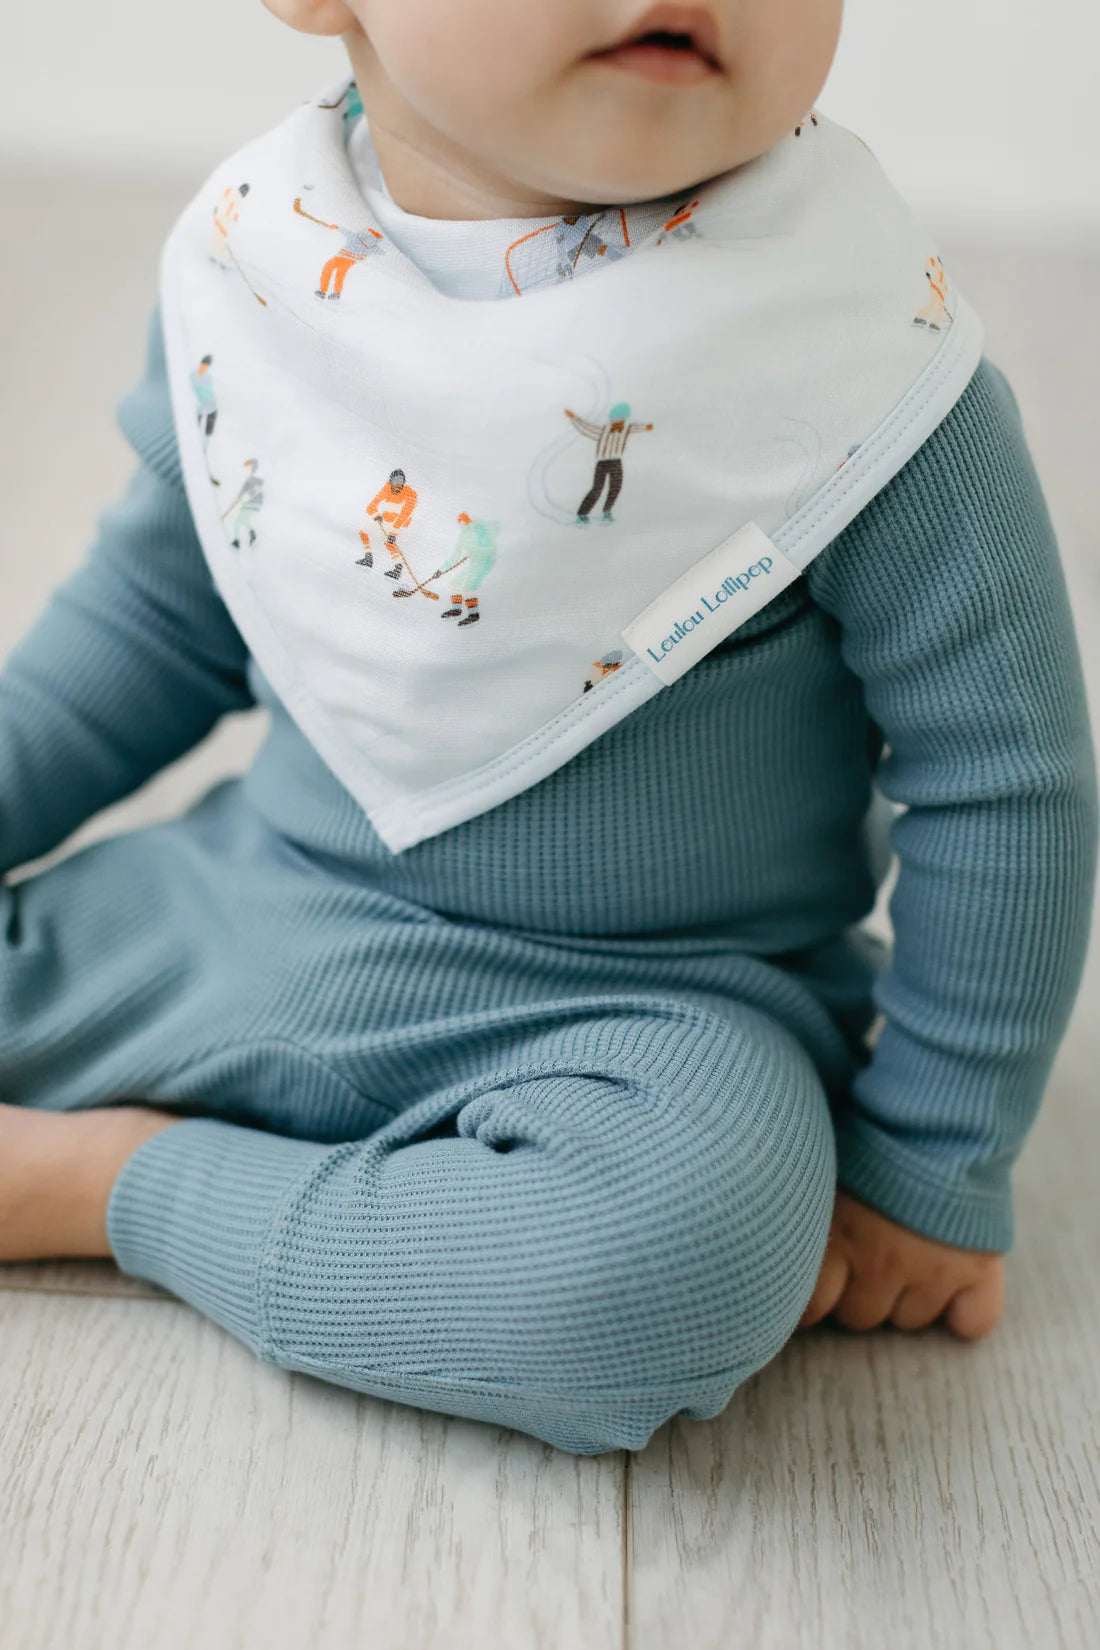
581 1121 832 1391
259 1034 838 1457
506 1041 837 1447
510 1153 835 1454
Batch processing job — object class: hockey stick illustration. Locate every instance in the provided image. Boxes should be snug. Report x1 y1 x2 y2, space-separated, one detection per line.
364 519 441 599
392 554 468 597
293 195 337 230
219 233 268 307
293 196 381 257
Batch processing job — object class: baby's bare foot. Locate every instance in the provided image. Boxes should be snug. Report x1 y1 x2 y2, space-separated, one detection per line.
0 1102 180 1261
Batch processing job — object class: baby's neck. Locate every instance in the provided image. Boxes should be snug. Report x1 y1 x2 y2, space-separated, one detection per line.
369 118 606 221
343 40 610 221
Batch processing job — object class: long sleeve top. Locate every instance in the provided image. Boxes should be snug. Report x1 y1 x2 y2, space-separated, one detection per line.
1 302 1095 1253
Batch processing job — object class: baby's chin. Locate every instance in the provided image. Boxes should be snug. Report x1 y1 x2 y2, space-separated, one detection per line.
528 148 745 213
513 86 756 207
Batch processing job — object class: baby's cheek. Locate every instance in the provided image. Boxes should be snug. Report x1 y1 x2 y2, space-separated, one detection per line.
361 0 574 120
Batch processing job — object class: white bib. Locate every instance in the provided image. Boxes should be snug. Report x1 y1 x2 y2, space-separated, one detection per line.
160 75 983 853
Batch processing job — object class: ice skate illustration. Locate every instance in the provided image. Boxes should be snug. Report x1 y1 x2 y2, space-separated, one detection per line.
912 255 953 331
220 458 265 549
564 401 654 524
293 194 385 300
583 650 624 692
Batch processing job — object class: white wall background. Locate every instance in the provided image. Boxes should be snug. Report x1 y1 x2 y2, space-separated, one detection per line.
2 0 1097 237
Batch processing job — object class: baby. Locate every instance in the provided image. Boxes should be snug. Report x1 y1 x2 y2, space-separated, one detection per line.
0 0 1096 1456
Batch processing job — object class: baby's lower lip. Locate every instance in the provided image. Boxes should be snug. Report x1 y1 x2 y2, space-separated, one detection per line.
591 40 719 86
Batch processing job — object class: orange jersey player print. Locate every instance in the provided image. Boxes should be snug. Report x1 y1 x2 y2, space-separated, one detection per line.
583 649 624 693
913 255 954 332
210 182 250 269
357 469 420 582
653 199 701 245
356 473 499 627
293 192 385 301
209 183 268 307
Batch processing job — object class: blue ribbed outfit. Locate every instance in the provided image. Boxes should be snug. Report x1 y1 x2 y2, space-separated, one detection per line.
1 303 1095 1454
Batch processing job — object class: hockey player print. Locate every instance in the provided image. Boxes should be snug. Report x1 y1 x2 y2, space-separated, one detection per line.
292 194 385 300
357 470 418 579
209 182 267 307
356 474 497 625
653 199 701 245
211 182 250 269
432 513 500 628
221 459 265 549
502 208 633 297
190 355 220 484
912 254 953 331
316 79 364 134
356 469 445 604
564 402 654 524
583 650 624 692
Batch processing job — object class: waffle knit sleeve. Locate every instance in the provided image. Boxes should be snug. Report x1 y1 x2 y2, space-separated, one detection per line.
803 356 1099 1253
0 304 254 876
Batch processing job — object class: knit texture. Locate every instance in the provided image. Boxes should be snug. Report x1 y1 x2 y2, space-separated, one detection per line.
0 302 1095 1453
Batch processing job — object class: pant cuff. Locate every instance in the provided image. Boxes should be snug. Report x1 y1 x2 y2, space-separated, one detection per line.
105 1116 335 1355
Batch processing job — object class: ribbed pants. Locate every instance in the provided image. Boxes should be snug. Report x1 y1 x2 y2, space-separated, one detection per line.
1 778 874 1454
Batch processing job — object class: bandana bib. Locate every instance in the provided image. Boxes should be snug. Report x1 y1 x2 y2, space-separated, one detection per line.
160 74 983 853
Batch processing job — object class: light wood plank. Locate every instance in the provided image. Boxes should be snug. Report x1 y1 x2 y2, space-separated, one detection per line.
626 1027 1100 1650
0 1291 624 1650
0 1260 169 1299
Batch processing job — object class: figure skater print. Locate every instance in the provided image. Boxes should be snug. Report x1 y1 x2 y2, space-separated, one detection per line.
564 401 654 524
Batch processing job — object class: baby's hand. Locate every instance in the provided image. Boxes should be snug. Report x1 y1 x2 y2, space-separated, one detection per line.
796 1188 1005 1339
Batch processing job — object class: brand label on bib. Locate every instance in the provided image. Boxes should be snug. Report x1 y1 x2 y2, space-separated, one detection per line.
621 521 801 685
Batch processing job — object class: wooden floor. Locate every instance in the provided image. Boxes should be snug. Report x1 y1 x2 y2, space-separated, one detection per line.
1 167 1098 1650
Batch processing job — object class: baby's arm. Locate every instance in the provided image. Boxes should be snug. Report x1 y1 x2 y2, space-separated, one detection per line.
803 356 1098 1261
0 305 254 877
